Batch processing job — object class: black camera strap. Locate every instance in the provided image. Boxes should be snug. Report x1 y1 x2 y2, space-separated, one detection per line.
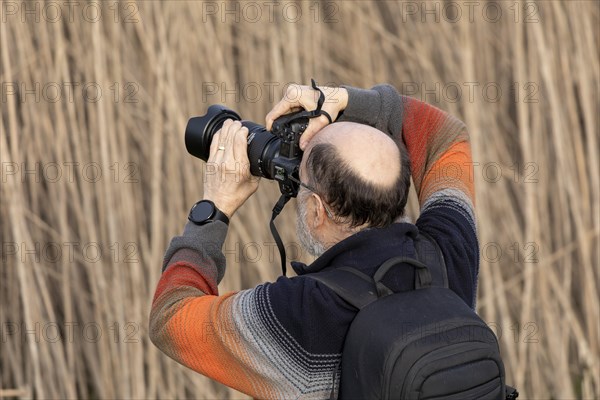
308 79 333 124
268 79 332 276
270 193 291 276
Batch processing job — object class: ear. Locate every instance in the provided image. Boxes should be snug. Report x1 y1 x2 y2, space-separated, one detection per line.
309 193 327 228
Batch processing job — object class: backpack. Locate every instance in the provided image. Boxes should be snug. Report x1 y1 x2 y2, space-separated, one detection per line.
306 233 518 400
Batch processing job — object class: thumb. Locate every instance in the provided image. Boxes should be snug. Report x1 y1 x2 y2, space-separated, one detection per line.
299 115 330 150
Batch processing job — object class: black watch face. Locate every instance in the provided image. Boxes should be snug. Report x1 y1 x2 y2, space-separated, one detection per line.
191 201 215 222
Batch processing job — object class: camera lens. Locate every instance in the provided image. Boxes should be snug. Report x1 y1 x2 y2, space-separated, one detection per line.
241 122 280 179
185 105 280 179
185 105 241 161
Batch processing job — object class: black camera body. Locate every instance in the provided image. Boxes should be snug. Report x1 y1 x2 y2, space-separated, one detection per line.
268 111 309 197
185 105 309 197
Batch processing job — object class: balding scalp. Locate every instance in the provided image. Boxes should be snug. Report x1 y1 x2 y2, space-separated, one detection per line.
303 123 411 228
305 122 402 189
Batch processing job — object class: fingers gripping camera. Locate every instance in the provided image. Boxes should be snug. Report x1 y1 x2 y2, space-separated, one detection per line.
185 80 331 198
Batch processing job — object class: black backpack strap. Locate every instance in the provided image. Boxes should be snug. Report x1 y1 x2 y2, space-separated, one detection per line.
307 266 378 310
374 257 433 295
505 385 519 399
305 231 448 307
414 231 448 288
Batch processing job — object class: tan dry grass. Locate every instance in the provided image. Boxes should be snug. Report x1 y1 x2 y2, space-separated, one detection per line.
1 1 598 398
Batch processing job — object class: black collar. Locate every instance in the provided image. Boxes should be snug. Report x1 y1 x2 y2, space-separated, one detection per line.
291 222 419 276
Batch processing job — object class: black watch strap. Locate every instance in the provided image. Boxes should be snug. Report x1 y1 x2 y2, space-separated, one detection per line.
188 200 230 226
211 207 230 225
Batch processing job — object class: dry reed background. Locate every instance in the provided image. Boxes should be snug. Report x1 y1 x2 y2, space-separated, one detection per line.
1 0 598 398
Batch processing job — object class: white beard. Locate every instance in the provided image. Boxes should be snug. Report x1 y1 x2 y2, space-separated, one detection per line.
296 196 326 258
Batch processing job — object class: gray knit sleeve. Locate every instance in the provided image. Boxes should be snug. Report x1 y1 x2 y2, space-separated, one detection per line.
337 84 405 138
161 221 229 284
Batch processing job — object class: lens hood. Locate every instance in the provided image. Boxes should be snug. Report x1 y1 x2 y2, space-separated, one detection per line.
185 105 241 161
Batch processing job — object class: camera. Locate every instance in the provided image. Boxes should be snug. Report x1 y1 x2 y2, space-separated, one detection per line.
185 80 330 275
185 104 311 198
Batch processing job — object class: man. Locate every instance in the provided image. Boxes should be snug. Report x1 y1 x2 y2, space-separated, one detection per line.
149 83 478 399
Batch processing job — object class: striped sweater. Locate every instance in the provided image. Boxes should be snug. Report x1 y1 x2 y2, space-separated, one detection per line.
149 84 478 399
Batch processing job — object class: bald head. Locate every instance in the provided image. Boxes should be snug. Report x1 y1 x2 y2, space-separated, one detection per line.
300 122 411 228
302 122 402 189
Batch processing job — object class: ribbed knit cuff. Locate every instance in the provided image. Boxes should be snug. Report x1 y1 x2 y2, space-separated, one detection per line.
338 84 405 137
161 221 229 284
338 85 383 126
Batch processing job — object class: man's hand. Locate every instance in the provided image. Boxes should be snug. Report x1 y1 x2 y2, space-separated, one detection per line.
266 84 348 150
203 119 259 218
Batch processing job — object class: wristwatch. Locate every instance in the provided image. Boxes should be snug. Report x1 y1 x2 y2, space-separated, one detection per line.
188 200 229 226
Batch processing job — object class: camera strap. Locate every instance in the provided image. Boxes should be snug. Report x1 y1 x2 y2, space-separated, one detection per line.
268 79 332 277
307 79 333 124
270 193 291 276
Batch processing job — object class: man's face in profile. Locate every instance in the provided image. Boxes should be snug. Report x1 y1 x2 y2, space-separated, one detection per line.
296 186 326 257
296 147 327 257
